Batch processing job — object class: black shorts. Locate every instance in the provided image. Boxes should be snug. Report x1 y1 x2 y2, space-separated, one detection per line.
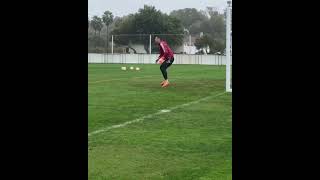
164 57 174 65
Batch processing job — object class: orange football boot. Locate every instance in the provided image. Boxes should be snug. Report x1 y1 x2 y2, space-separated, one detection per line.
160 80 166 85
161 80 170 87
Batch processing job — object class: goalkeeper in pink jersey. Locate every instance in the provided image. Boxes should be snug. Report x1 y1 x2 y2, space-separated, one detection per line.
155 36 175 87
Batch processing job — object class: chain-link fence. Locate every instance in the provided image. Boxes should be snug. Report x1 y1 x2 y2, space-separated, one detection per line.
88 33 192 54
88 33 230 65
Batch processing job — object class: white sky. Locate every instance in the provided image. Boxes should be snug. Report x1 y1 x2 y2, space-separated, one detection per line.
88 0 229 18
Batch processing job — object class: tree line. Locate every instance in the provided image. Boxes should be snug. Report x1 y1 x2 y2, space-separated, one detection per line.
88 5 227 54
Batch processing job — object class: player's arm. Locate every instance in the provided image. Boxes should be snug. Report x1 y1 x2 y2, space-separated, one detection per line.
156 53 164 62
160 42 168 58
156 56 165 64
156 42 166 63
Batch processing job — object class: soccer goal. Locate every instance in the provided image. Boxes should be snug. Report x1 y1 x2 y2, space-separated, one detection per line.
226 1 232 92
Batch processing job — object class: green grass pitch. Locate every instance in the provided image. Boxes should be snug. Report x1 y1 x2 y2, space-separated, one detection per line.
88 63 232 180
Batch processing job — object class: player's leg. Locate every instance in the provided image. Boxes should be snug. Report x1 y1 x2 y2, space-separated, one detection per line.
160 66 166 85
161 58 174 87
166 57 174 68
160 62 169 81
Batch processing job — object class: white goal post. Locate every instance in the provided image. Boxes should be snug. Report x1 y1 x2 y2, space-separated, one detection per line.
226 1 232 92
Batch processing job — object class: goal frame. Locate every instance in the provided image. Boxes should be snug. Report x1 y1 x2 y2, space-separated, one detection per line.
226 1 232 92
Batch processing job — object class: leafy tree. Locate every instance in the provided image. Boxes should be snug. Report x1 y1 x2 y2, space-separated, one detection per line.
88 36 105 53
91 16 103 36
194 34 213 54
90 16 104 49
170 8 208 29
112 5 184 53
102 11 114 53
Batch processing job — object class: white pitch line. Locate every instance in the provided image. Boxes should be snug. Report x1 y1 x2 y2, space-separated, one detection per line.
89 75 157 84
89 78 124 84
160 109 171 113
88 91 227 137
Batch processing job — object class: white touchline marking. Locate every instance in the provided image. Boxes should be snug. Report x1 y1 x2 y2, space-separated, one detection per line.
89 75 157 84
160 109 171 113
88 91 227 137
89 78 123 84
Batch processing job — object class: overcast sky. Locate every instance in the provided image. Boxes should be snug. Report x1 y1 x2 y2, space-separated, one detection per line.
88 0 229 18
